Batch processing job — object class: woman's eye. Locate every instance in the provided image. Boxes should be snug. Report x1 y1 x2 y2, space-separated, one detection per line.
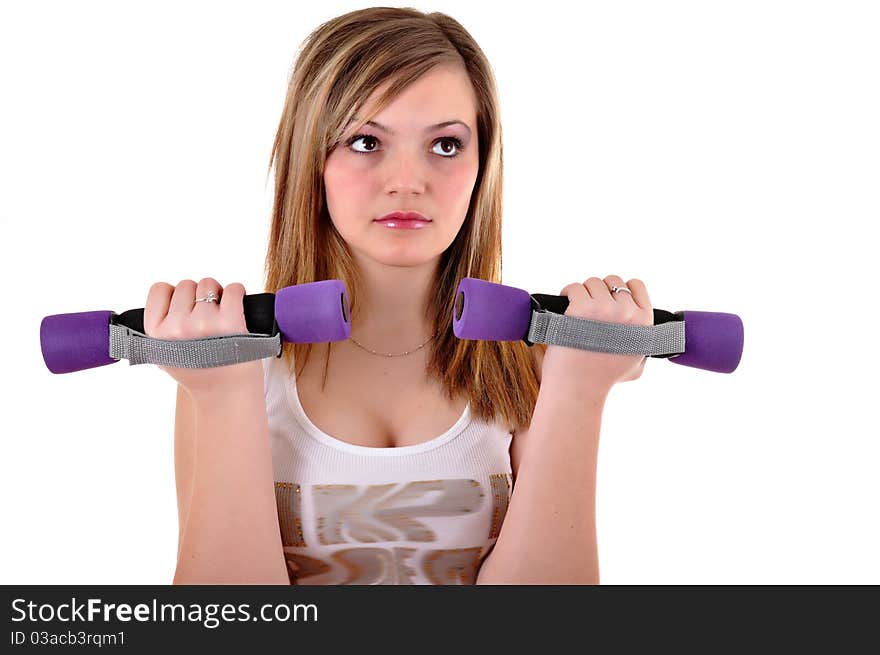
349 135 379 153
432 137 463 157
347 134 463 158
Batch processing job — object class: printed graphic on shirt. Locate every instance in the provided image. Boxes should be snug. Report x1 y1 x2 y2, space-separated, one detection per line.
274 474 512 584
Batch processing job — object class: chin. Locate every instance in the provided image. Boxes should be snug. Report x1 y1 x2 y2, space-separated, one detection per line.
380 254 437 268
369 246 442 269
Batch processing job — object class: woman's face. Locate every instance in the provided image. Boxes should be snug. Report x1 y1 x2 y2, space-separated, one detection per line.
323 63 480 269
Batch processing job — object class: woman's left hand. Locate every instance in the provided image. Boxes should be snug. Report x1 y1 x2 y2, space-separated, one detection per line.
541 275 654 393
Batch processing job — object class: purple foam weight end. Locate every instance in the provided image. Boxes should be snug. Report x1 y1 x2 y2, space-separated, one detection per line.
669 310 744 374
40 310 117 374
452 277 533 341
275 280 351 343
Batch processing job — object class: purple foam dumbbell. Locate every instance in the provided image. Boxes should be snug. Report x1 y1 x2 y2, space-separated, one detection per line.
40 310 119 375
40 279 351 374
452 277 743 374
275 279 351 344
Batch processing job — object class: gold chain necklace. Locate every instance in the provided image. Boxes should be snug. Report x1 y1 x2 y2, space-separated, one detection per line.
349 331 439 357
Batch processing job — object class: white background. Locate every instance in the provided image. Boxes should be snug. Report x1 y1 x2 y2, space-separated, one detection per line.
1 0 877 584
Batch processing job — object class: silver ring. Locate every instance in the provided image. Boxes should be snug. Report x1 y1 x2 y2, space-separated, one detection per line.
609 284 632 295
194 290 220 304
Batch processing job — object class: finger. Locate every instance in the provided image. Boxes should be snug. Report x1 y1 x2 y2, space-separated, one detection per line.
144 282 174 335
582 277 608 300
559 281 592 307
603 275 636 304
193 278 223 314
625 278 651 311
169 279 198 318
219 282 246 318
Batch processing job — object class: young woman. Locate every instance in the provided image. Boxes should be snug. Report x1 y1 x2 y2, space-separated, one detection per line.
146 7 652 585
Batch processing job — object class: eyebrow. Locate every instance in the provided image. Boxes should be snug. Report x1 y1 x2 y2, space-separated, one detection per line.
346 118 471 136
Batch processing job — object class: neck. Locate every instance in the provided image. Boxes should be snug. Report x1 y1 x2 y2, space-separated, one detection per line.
347 253 440 355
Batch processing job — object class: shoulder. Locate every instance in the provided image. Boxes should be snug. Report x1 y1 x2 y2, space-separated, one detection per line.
509 345 545 479
508 344 545 438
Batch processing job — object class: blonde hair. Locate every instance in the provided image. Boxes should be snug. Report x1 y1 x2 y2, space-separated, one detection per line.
263 7 545 433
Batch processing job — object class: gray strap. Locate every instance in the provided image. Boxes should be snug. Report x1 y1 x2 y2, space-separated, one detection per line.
108 324 282 368
527 310 685 356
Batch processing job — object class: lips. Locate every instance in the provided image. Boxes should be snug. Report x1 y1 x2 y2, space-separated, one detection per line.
373 211 432 231
375 211 431 222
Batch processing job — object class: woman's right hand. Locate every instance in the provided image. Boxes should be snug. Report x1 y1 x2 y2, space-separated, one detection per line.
144 278 263 399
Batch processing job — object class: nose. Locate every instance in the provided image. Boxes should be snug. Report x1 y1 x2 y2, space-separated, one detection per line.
383 148 427 196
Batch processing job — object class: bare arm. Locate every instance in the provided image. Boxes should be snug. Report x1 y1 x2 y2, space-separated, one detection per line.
476 346 605 584
172 362 289 584
174 384 195 563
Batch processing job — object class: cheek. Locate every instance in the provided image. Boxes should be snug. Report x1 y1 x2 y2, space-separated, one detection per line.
440 160 479 205
324 156 372 214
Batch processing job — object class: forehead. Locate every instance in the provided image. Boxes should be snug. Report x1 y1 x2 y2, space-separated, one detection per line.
357 63 478 129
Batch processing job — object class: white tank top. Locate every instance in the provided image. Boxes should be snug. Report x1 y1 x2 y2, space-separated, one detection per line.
262 354 514 585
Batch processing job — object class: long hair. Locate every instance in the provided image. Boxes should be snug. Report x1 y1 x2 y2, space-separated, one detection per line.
263 7 545 433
